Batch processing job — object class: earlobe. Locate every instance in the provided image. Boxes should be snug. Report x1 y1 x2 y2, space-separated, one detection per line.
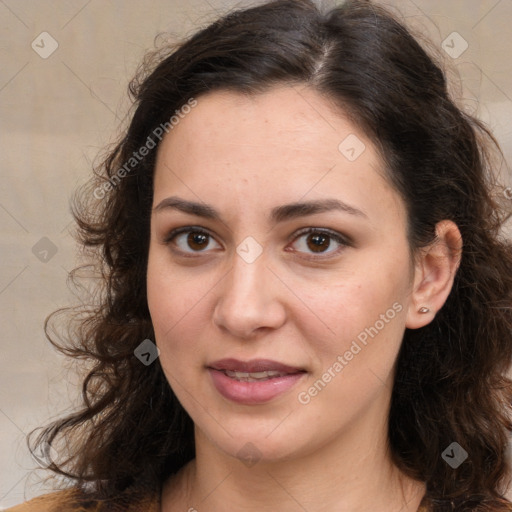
405 220 462 330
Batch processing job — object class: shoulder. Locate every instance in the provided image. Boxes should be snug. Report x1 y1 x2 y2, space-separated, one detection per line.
5 489 85 512
5 484 160 512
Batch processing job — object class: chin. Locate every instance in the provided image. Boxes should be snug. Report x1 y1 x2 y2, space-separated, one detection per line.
196 415 316 467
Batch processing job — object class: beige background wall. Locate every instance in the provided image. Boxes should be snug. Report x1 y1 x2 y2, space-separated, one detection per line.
1 0 511 508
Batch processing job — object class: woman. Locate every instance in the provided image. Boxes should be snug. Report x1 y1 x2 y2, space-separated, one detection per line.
9 0 512 510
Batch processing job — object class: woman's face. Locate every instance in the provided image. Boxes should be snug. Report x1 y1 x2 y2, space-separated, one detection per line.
147 85 416 463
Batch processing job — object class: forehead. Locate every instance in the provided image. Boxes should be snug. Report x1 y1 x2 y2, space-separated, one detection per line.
153 85 405 226
158 86 356 164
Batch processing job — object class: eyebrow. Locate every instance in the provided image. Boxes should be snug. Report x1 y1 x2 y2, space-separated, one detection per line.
153 196 368 223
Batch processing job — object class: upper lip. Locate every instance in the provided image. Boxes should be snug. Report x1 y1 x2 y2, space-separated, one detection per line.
208 358 305 374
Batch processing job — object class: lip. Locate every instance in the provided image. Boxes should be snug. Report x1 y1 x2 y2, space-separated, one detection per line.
207 358 307 405
208 358 304 374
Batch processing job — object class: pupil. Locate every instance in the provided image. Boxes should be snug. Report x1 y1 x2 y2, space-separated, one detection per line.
188 232 208 250
308 233 329 253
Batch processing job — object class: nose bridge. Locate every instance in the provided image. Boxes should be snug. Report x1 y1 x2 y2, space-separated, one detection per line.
229 250 268 298
213 248 286 337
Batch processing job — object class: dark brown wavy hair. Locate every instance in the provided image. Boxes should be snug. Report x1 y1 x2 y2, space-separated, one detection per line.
30 0 512 510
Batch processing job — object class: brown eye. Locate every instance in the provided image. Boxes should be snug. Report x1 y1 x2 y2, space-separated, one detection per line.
291 228 350 258
165 227 221 254
187 232 209 251
306 232 331 253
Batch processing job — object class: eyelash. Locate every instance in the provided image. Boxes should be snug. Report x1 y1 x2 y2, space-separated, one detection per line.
163 226 352 260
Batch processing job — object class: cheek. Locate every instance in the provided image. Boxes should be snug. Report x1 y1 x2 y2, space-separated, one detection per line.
146 251 205 355
298 255 410 370
296 281 407 417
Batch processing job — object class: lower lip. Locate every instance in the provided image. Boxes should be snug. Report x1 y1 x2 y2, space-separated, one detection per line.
208 369 306 405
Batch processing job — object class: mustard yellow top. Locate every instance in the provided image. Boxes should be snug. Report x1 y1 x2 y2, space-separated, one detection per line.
5 487 431 512
5 487 160 512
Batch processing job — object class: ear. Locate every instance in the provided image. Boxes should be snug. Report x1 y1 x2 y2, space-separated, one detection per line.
405 220 462 329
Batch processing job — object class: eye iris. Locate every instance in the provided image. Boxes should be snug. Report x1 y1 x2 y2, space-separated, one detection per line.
307 233 330 253
187 232 208 251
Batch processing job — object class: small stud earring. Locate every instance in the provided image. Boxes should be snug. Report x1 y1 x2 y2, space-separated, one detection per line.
418 307 430 314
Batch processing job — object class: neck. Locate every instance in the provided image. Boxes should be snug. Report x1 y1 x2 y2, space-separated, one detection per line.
162 405 426 512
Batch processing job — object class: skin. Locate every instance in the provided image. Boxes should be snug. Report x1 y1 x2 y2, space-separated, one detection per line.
147 85 462 512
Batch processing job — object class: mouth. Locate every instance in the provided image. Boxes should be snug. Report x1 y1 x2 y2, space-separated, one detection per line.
208 358 306 379
222 369 294 382
207 358 307 404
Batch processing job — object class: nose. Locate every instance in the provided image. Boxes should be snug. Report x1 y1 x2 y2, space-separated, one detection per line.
212 250 287 339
